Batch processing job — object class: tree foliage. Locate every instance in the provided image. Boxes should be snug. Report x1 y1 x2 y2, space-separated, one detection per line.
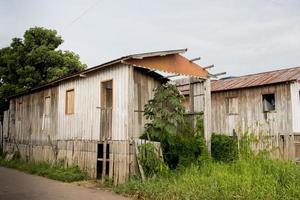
143 83 186 141
0 27 86 100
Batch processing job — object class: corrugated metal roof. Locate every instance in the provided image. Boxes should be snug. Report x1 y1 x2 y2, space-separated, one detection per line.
212 66 300 92
175 66 300 94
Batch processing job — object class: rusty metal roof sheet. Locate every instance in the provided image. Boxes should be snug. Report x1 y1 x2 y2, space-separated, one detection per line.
123 54 208 78
212 66 300 92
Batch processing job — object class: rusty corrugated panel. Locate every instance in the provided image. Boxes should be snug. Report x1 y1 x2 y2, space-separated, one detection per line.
123 54 208 78
211 66 300 92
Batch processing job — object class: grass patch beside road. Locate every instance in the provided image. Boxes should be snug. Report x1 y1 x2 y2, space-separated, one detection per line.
115 156 300 200
0 156 87 182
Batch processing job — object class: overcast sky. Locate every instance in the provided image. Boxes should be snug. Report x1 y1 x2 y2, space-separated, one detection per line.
1 0 300 76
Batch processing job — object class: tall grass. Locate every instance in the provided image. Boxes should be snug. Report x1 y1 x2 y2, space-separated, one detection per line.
0 156 87 182
115 156 300 200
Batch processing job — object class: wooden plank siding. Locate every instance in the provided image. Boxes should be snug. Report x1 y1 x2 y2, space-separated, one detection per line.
133 68 161 139
7 87 58 144
211 83 294 159
291 81 300 133
211 83 293 136
57 63 131 141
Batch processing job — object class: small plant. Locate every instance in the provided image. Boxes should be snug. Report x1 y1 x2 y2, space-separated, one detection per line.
138 143 169 177
12 150 21 160
195 114 204 137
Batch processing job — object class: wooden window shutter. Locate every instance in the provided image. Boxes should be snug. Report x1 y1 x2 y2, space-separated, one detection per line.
227 97 238 115
66 89 75 114
44 96 51 116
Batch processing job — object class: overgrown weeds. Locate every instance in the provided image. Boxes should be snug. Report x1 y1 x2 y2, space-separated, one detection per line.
0 156 87 182
115 155 300 200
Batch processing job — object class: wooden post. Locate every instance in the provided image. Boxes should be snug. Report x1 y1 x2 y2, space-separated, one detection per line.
204 78 212 153
188 77 197 130
102 140 107 182
0 122 2 151
189 77 194 114
134 140 145 181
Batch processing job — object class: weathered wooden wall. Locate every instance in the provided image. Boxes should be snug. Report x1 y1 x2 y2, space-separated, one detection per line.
291 81 300 133
211 83 293 135
211 83 294 159
57 63 131 141
4 140 98 177
6 87 58 144
189 78 211 151
3 110 9 138
132 68 161 139
0 122 2 149
2 84 98 177
189 78 205 113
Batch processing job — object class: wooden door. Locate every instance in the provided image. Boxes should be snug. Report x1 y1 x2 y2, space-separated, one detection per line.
100 80 113 141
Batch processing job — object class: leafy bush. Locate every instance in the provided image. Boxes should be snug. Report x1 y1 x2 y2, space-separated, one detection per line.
115 156 300 200
137 143 169 177
0 157 86 182
162 134 207 169
211 133 238 162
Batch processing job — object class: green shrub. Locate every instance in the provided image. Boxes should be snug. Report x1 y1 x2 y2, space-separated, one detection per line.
211 133 238 162
162 134 207 169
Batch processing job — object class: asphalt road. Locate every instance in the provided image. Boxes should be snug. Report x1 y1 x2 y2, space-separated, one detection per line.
0 167 129 200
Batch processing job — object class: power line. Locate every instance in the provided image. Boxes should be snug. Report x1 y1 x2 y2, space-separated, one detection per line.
69 0 101 26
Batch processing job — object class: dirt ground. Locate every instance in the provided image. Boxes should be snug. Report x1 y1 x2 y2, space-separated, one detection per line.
0 167 130 200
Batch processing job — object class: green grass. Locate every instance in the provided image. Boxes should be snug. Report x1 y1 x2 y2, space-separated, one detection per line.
0 156 87 182
115 157 300 200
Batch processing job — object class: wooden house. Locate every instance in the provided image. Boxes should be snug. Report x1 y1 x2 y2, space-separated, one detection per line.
0 49 210 184
177 67 300 160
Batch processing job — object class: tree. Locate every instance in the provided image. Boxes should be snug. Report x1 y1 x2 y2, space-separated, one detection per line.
143 83 207 169
0 27 86 100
